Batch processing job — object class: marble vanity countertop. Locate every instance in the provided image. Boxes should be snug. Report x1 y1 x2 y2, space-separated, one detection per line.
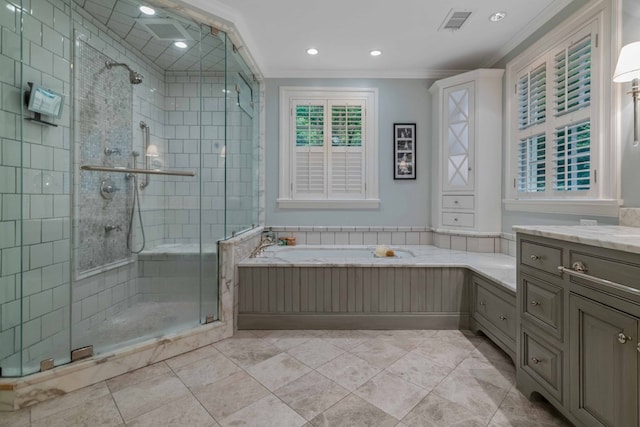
513 225 640 255
239 245 517 292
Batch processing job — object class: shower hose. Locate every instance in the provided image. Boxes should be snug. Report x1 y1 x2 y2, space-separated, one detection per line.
126 173 146 253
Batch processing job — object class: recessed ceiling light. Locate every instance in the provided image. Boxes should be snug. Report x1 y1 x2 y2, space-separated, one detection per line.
370 50 382 57
174 41 188 49
306 48 319 55
139 5 156 15
489 11 506 22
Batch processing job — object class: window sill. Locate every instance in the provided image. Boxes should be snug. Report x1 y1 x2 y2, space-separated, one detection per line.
277 199 380 209
503 198 622 217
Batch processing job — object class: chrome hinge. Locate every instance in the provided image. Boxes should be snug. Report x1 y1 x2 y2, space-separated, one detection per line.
594 169 597 183
595 34 598 48
235 85 240 93
514 83 517 94
40 358 54 372
206 315 215 324
71 345 94 362
513 178 516 188
232 44 238 53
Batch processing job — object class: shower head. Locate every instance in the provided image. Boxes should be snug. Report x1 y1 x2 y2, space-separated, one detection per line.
105 61 144 84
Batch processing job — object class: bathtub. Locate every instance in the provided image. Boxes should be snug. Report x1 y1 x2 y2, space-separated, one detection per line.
259 245 415 260
238 244 469 330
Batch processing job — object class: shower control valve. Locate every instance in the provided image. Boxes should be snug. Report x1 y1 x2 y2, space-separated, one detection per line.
100 179 119 200
104 147 121 156
104 225 122 233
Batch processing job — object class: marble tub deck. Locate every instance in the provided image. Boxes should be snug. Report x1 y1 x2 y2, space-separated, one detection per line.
0 329 569 427
242 245 517 293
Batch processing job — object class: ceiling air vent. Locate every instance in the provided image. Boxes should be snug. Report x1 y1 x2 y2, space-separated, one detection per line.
439 10 472 31
137 18 193 41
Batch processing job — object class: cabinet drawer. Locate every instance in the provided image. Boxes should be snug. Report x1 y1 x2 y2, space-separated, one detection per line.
520 240 563 277
442 212 474 228
569 251 640 294
474 278 516 341
521 330 563 401
521 275 563 340
442 195 474 210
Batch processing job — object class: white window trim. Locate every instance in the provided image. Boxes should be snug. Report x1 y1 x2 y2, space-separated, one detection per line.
278 86 379 209
503 0 622 217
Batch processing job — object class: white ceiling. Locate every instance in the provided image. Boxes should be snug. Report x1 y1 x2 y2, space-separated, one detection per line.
181 0 574 78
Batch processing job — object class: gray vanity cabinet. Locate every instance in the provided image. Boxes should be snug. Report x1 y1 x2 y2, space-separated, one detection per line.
569 294 639 427
516 232 640 426
469 273 516 363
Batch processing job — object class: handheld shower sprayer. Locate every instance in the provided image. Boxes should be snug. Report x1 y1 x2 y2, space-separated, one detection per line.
105 61 144 84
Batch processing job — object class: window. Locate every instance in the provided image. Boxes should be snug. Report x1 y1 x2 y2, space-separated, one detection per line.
278 87 379 208
504 0 620 216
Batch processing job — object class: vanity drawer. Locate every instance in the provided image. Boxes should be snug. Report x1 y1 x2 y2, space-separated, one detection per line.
521 275 563 340
474 277 516 341
442 195 474 210
442 212 474 228
569 251 640 295
520 240 563 277
521 329 563 402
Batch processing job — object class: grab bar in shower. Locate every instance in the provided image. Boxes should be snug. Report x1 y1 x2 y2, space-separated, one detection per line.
80 165 196 177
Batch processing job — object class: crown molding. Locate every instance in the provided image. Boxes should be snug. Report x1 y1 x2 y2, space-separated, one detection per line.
264 68 468 80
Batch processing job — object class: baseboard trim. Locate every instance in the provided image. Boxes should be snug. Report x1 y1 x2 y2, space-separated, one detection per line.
238 313 469 330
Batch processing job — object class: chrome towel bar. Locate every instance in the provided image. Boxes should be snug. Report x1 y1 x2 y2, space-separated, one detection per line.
81 165 196 177
557 265 640 297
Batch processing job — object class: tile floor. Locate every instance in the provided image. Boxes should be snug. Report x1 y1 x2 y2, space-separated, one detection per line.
1 330 571 427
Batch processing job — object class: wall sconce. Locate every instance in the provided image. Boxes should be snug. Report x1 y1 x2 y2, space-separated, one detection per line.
614 41 640 146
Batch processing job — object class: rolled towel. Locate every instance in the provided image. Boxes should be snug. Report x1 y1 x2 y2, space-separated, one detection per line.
374 245 389 257
386 249 395 257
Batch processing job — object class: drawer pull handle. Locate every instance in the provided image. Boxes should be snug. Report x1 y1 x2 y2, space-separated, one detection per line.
499 315 507 321
530 300 541 306
530 254 540 261
454 218 459 222
637 343 640 353
618 332 632 344
479 301 486 306
531 357 542 364
454 200 459 204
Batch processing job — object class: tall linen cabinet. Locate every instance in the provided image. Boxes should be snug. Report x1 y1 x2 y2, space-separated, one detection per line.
430 69 504 232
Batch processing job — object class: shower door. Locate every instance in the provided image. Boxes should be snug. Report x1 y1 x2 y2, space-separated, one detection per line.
70 1 211 357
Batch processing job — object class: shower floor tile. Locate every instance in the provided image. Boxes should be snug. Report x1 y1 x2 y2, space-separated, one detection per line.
17 330 571 427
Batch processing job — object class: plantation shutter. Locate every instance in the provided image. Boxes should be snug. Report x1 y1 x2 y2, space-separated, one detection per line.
553 120 591 191
514 25 596 198
518 134 546 192
328 101 365 198
293 102 326 198
516 61 547 194
552 32 592 192
554 35 591 116
518 64 546 130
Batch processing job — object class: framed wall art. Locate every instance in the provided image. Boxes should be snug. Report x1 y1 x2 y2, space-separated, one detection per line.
394 123 416 179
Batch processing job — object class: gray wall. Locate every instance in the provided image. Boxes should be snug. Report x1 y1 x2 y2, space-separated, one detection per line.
264 78 433 227
620 0 640 206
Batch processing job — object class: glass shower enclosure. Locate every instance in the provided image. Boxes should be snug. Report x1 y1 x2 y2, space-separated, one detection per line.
0 0 259 377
